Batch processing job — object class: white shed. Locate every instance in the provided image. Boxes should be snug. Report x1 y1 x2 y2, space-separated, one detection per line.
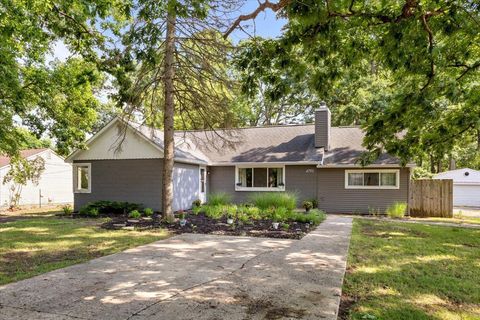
0 148 73 207
434 168 480 207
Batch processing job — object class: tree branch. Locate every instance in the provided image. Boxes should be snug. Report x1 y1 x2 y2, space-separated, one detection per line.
224 0 290 38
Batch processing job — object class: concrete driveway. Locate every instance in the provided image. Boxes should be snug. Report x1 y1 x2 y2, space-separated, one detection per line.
0 215 352 320
455 207 480 218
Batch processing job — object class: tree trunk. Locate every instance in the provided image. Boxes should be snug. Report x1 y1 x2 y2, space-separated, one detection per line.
162 8 176 219
448 154 456 170
477 129 480 151
430 155 435 173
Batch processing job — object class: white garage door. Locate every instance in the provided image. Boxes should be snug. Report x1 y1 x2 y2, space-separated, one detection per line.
453 185 480 207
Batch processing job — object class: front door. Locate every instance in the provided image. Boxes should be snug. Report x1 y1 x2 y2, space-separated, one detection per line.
199 166 207 204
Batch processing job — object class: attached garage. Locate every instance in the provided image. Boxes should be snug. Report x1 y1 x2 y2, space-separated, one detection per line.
434 168 480 207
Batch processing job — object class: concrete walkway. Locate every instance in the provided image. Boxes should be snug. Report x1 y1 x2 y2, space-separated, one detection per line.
0 215 352 320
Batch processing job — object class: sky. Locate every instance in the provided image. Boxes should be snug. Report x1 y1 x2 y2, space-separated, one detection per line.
229 1 287 42
50 1 287 61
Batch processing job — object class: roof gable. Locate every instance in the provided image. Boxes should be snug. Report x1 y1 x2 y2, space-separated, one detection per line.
67 118 403 166
434 168 480 184
68 119 163 161
0 148 50 169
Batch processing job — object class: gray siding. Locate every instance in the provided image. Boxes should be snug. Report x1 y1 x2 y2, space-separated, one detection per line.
317 168 410 214
315 108 331 149
209 165 318 205
74 159 163 211
209 165 410 213
173 162 200 211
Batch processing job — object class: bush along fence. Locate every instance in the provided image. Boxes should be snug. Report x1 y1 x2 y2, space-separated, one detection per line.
409 179 453 218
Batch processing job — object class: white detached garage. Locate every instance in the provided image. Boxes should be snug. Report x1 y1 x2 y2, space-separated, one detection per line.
434 168 480 207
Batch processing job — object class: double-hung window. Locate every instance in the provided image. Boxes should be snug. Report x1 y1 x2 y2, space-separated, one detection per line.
236 166 285 191
74 163 91 193
345 169 399 189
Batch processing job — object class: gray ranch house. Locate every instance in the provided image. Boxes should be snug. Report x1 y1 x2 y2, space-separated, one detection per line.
66 106 412 213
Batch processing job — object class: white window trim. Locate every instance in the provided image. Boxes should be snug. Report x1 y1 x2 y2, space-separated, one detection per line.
345 169 400 190
73 163 92 193
199 166 206 195
235 165 286 192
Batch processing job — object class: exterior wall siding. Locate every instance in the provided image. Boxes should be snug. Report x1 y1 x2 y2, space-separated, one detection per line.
208 165 317 205
317 168 410 214
209 165 410 213
73 159 163 211
1 150 72 207
173 162 200 211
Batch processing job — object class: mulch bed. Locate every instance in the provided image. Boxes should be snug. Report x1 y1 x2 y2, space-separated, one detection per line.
99 212 315 239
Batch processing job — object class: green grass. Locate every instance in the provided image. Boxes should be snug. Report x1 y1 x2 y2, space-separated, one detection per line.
342 219 480 320
385 202 407 218
207 192 232 206
409 213 480 226
0 217 169 285
249 192 297 211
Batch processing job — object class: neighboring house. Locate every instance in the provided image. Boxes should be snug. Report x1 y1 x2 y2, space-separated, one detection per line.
434 168 480 207
0 148 73 207
66 106 413 213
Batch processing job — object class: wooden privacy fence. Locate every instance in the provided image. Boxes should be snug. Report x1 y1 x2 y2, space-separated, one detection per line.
409 179 453 217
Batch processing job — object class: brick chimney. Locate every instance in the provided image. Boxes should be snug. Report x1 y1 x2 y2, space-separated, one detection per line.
314 102 331 150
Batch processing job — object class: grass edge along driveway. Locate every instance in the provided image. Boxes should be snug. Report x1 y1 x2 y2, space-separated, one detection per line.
341 219 480 320
0 216 169 285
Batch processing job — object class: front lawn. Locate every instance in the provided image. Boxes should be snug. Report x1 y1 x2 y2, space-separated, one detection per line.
409 214 480 226
0 217 169 285
341 219 480 320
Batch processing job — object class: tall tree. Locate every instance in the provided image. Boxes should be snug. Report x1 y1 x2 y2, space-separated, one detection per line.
234 37 321 125
113 0 240 218
227 0 480 166
0 0 123 157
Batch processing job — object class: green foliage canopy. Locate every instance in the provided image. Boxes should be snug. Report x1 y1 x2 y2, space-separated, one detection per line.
0 0 125 156
236 0 480 165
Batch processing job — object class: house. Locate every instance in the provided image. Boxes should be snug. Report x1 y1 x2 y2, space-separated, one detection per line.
434 168 480 207
0 148 73 207
66 105 413 214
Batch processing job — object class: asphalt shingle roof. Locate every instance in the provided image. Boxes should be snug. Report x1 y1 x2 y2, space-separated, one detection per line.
125 118 400 165
0 148 48 168
174 124 400 165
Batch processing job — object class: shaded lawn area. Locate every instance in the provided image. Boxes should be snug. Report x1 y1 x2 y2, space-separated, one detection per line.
0 217 169 285
342 219 480 320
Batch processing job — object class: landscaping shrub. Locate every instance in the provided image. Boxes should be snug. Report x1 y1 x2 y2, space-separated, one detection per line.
386 202 407 218
272 207 289 222
62 204 73 215
302 201 313 212
192 199 202 207
292 209 326 225
207 192 232 206
85 207 99 217
79 200 143 215
203 204 224 219
143 208 154 217
237 211 250 223
192 205 202 215
303 198 318 209
225 205 237 218
128 210 141 219
237 205 261 220
249 192 297 211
